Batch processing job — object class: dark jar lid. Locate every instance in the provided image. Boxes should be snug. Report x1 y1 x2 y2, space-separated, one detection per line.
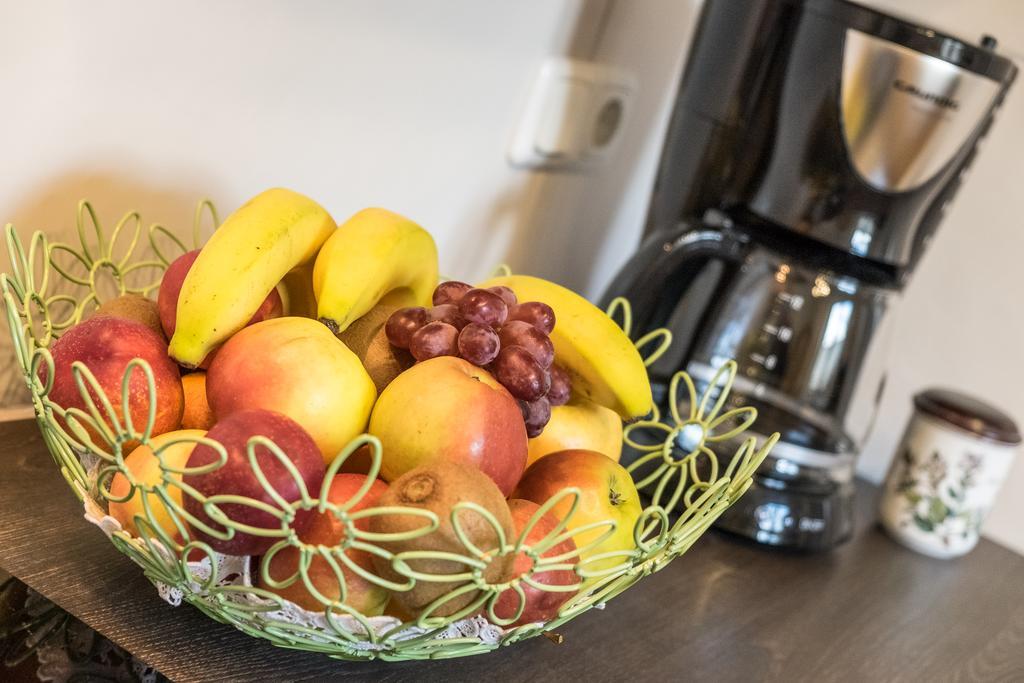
914 388 1022 446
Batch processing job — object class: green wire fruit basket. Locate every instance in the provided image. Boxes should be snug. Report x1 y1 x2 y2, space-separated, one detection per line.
1 201 778 662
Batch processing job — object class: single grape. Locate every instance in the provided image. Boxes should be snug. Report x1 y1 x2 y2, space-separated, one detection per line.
517 399 531 422
492 345 546 401
547 364 571 406
458 288 509 327
409 322 459 361
428 303 467 329
522 396 552 438
458 323 501 366
498 320 554 368
385 307 428 349
432 281 472 306
508 301 555 335
488 285 518 308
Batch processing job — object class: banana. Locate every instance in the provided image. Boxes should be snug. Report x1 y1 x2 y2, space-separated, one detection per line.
169 188 336 367
478 274 652 420
313 208 438 334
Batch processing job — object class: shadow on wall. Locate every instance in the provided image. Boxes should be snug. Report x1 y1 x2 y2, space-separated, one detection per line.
0 170 222 410
471 0 694 294
471 161 654 291
461 173 591 284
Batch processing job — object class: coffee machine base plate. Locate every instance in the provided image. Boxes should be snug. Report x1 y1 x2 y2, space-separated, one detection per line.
712 477 855 551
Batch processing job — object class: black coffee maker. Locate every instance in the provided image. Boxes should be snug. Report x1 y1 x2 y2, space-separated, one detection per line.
602 0 1016 550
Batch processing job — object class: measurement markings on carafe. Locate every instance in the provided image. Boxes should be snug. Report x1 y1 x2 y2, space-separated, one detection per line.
745 292 801 377
762 323 792 343
777 292 804 311
749 352 777 371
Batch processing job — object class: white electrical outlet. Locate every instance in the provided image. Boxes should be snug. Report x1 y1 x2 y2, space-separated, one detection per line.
508 58 636 171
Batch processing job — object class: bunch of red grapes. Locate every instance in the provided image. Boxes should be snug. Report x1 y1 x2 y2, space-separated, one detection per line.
385 281 571 437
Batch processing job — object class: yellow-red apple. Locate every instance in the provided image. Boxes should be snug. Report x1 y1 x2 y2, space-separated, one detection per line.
206 317 376 465
368 356 527 496
260 474 389 614
512 449 642 578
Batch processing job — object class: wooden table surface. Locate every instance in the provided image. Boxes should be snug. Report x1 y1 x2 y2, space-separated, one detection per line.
1 418 1022 682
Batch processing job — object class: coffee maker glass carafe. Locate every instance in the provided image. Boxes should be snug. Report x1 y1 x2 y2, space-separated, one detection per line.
609 214 896 547
670 238 891 447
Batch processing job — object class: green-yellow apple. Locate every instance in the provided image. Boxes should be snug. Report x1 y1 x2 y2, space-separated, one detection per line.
512 449 642 578
527 396 623 467
368 356 527 496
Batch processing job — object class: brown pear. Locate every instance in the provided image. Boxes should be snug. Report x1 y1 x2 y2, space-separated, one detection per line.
369 461 514 618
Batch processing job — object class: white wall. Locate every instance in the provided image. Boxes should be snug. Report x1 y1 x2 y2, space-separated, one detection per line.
0 0 579 279
2 0 1022 552
0 0 576 401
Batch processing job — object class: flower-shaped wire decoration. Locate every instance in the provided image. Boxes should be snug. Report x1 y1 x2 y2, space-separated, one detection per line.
2 226 78 346
147 199 217 266
606 296 673 427
250 436 437 642
47 201 166 321
605 296 673 370
623 361 776 514
46 198 217 326
386 487 614 630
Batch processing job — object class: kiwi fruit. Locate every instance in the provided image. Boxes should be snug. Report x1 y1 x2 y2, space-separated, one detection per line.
370 461 514 618
361 326 415 393
336 298 416 393
94 294 164 339
335 302 394 357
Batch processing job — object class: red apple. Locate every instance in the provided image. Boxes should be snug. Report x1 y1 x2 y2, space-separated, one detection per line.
42 316 184 449
368 356 528 496
183 409 325 556
493 499 579 625
157 249 282 365
260 474 390 614
512 449 643 579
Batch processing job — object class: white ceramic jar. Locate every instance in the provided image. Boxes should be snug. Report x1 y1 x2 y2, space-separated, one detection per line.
879 388 1020 559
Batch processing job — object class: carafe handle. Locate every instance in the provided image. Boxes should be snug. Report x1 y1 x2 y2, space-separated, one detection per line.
599 224 748 342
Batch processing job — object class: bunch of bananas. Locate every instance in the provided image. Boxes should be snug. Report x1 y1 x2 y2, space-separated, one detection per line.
168 188 652 420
